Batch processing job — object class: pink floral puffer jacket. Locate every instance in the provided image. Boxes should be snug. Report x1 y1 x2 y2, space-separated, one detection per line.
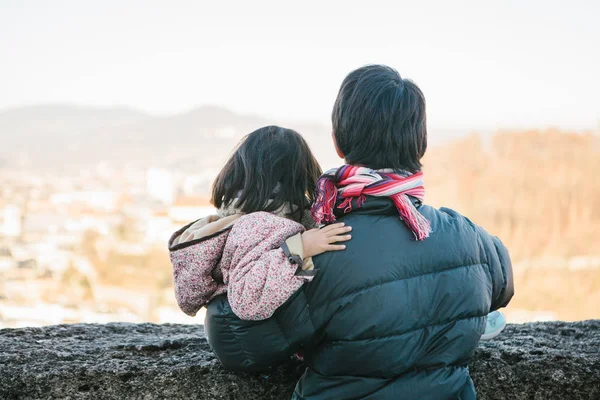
168 212 314 321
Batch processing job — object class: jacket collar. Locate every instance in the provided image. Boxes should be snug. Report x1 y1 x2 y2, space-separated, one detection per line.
332 195 421 219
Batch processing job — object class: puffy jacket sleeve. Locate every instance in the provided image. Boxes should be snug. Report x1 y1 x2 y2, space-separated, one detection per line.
475 225 515 311
205 288 317 372
226 213 315 321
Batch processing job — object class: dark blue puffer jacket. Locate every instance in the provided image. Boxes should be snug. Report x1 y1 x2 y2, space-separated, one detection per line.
205 197 514 399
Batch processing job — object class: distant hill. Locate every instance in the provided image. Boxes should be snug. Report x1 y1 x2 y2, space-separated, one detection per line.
0 104 149 142
0 104 336 170
0 105 149 168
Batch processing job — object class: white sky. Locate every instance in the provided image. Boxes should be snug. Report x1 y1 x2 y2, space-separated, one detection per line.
1 0 599 130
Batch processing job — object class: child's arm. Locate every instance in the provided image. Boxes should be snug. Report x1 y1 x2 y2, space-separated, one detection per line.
228 217 351 321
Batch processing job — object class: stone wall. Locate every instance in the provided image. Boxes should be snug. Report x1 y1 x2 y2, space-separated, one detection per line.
1 321 598 399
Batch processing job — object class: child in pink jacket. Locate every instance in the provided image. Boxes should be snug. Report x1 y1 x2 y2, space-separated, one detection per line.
168 126 351 321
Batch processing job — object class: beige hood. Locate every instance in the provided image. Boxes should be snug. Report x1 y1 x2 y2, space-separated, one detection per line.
170 214 242 248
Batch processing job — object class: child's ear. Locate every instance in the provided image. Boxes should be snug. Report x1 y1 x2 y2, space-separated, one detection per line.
332 131 345 159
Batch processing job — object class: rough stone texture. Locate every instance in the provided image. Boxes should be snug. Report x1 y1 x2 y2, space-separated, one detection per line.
0 321 598 400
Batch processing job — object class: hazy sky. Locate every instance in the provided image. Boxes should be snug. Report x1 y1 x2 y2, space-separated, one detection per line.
1 0 599 130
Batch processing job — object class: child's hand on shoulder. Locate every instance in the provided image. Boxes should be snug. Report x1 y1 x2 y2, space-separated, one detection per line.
302 223 352 258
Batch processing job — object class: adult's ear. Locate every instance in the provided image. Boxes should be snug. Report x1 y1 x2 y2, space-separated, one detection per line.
332 131 345 159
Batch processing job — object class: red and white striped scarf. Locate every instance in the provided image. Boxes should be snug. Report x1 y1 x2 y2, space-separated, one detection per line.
311 165 431 240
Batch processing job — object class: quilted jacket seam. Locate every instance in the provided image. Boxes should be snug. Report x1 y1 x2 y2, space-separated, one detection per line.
328 313 486 344
312 262 488 312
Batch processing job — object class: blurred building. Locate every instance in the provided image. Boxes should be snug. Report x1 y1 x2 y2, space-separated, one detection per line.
0 247 16 271
0 205 22 238
51 191 119 212
146 168 174 205
145 210 173 244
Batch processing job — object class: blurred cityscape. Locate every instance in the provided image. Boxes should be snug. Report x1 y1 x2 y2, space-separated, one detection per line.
0 163 217 328
0 105 599 328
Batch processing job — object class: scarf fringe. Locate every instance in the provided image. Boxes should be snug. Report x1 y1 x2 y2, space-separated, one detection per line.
311 177 338 224
392 194 431 240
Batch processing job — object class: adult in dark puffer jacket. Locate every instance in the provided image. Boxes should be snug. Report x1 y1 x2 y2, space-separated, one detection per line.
205 65 514 399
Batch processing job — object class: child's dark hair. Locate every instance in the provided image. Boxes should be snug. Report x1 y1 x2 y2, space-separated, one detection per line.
332 64 427 173
211 125 322 222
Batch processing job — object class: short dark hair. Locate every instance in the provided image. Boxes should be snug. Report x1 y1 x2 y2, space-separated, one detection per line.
332 65 427 172
211 125 322 222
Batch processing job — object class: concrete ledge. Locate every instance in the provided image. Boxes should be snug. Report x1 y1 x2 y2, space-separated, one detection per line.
1 321 599 399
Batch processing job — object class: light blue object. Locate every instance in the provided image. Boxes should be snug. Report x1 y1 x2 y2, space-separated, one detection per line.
481 311 506 341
